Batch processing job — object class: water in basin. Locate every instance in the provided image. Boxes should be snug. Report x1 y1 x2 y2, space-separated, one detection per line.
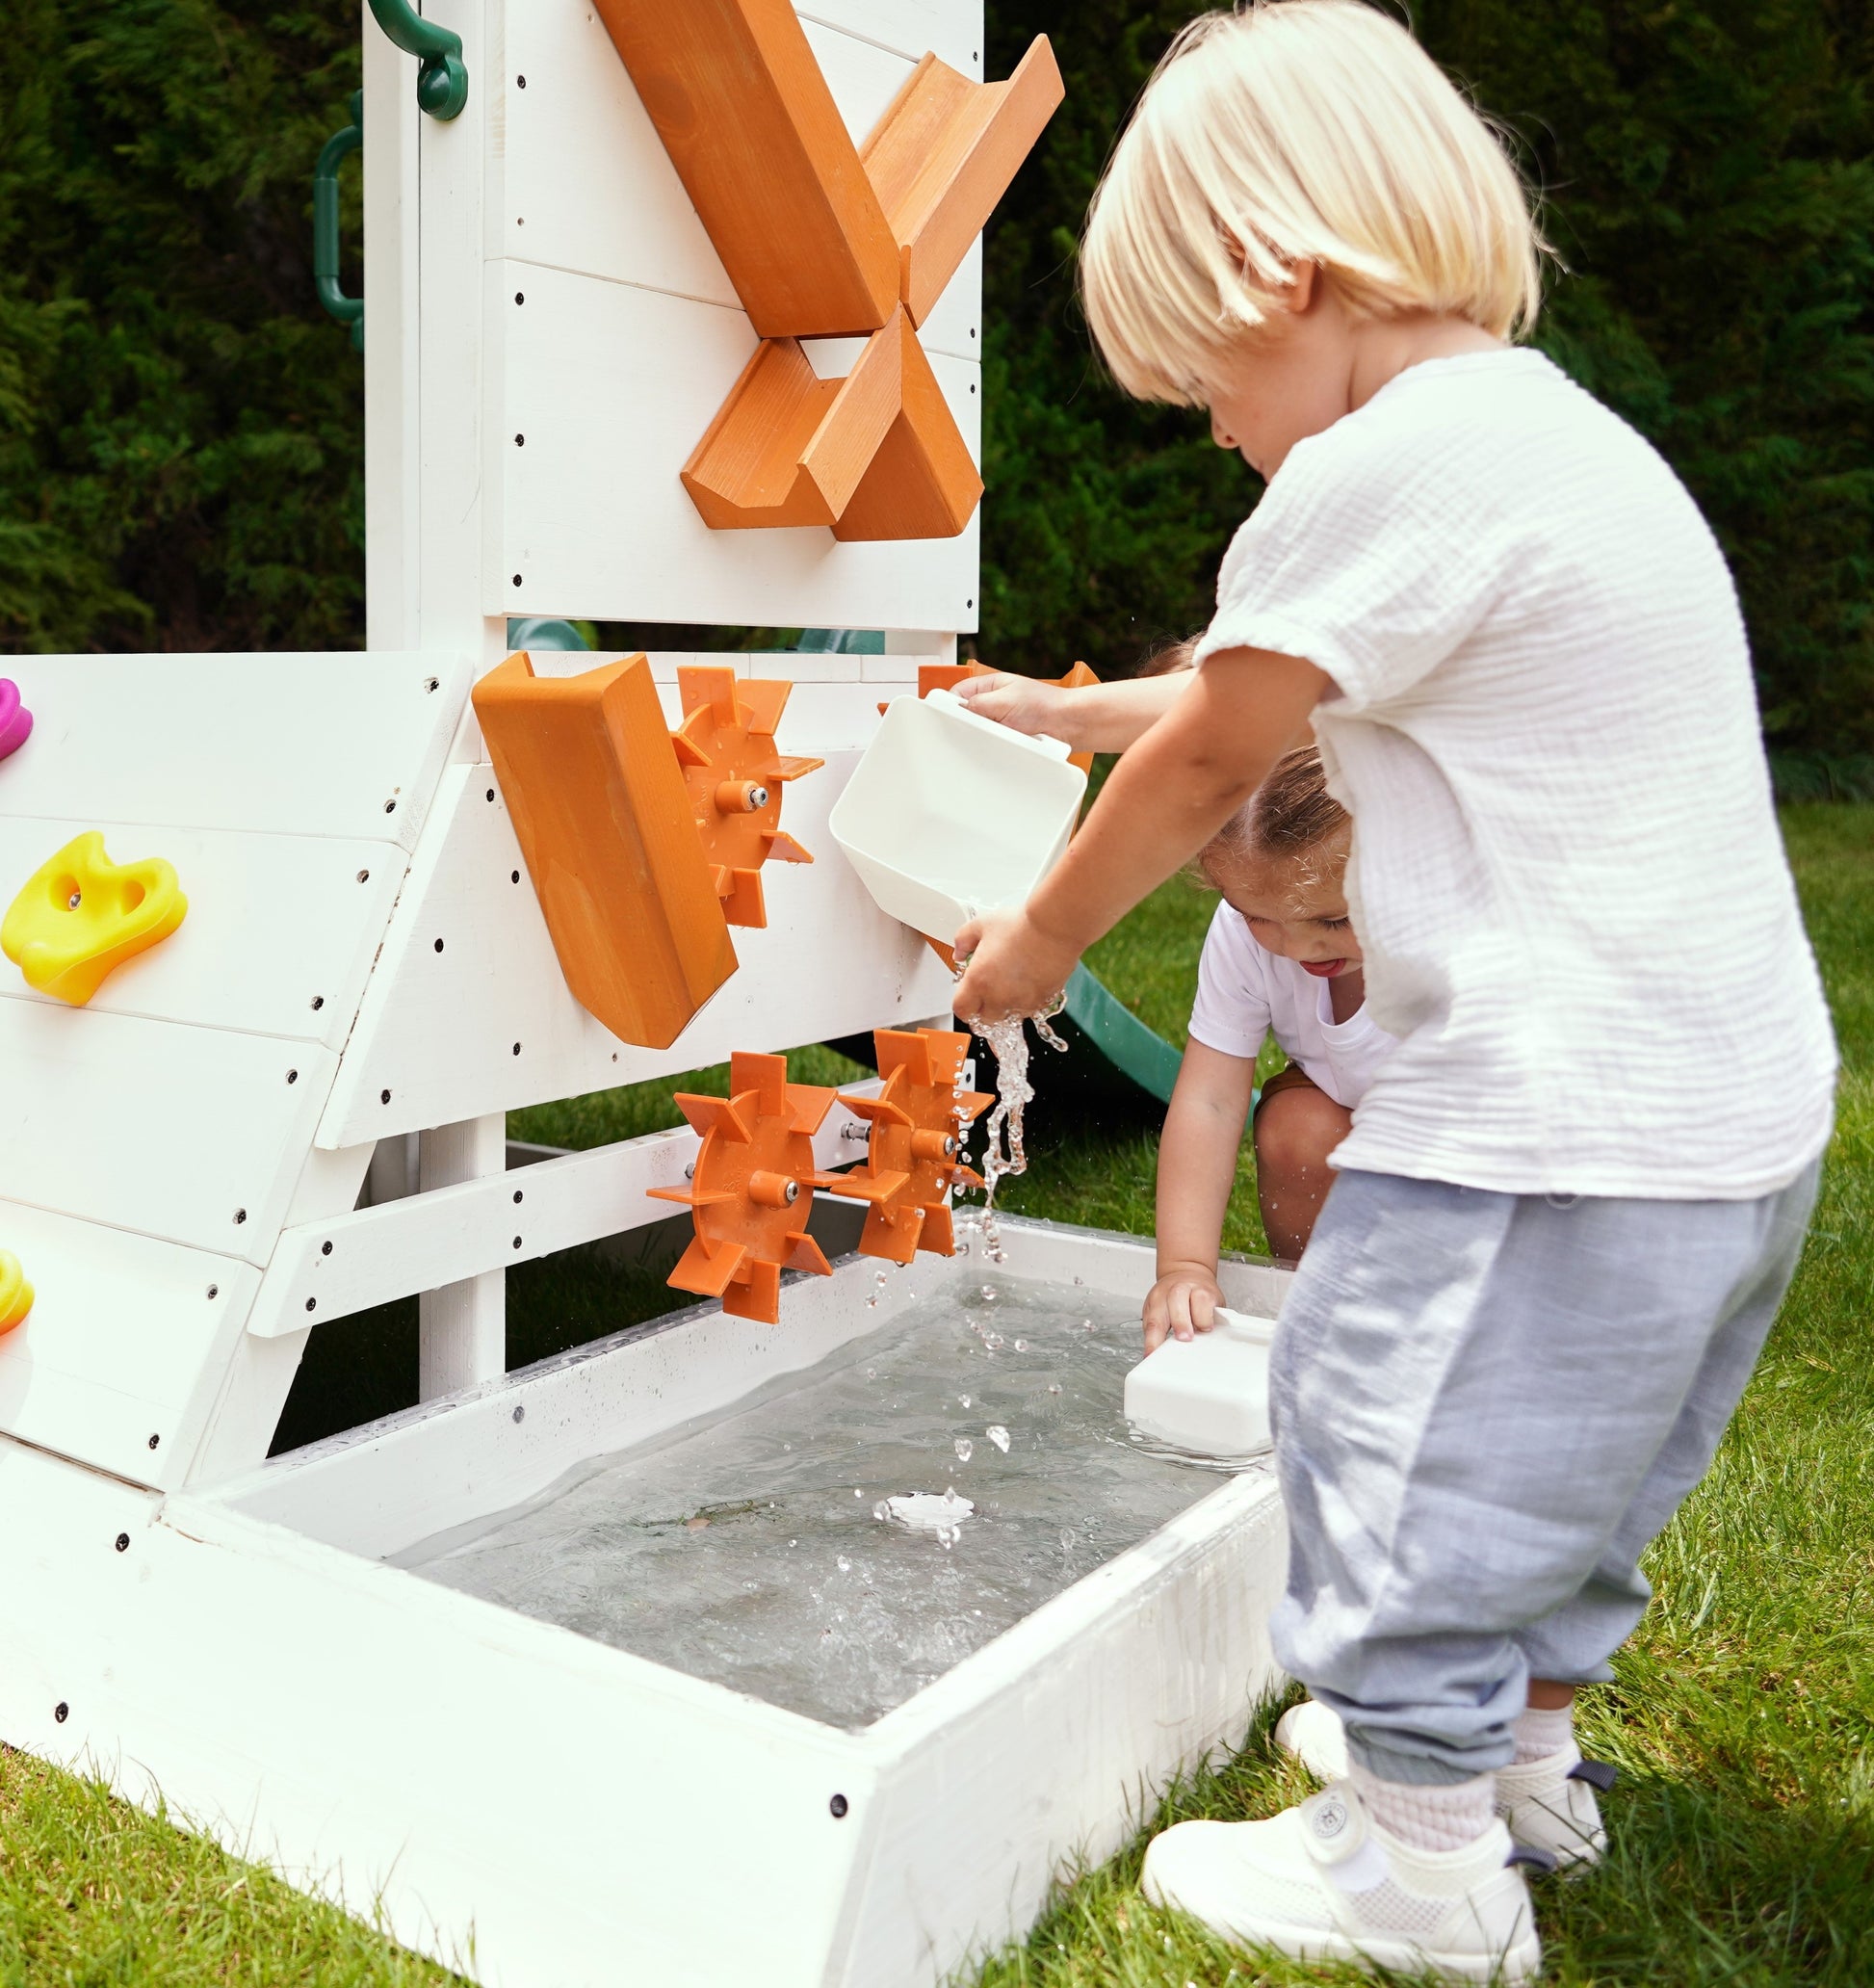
395 1272 1239 1728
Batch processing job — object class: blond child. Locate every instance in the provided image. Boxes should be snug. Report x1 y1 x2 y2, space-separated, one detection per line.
951 4 1835 1979
960 656 1387 1284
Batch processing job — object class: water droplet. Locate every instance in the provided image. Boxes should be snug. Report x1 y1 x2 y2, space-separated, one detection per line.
837 1556 851 1573
980 1285 998 1300
983 1332 1004 1350
954 1438 974 1463
986 1425 1010 1453
854 1486 863 1497
1013 1339 1027 1351
959 1394 972 1408
1048 1383 1061 1394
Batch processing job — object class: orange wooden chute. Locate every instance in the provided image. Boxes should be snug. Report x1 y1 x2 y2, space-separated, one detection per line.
828 1029 992 1264
594 0 1062 540
647 1051 841 1324
671 667 822 928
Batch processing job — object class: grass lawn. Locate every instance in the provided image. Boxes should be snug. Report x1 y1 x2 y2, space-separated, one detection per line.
3 806 1869 1983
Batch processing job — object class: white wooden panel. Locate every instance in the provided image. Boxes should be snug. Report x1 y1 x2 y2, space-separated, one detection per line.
0 1003 338 1263
250 1091 880 1339
491 264 982 632
319 744 956 1147
0 821 403 1048
499 4 981 350
0 1204 259 1488
799 1 982 71
0 1443 867 1988
0 656 468 850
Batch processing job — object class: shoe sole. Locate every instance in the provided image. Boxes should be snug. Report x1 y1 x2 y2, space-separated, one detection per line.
1141 1871 1542 1984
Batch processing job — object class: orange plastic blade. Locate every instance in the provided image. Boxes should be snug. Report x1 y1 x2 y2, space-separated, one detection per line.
678 664 741 726
724 1260 782 1324
837 1089 913 1129
670 720 713 769
761 829 815 865
771 754 823 782
722 867 768 928
786 1082 837 1135
738 677 790 738
674 1092 753 1142
730 1053 791 1119
920 1202 956 1256
874 1028 937 1087
824 1167 910 1204
668 1235 747 1298
788 1233 834 1276
955 1089 995 1126
860 1203 923 1265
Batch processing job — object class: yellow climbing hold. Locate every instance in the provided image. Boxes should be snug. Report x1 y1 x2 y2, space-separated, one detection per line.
1 831 188 1006
0 1252 33 1335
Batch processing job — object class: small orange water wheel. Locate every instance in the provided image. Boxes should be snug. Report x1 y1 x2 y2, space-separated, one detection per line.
829 1029 994 1263
671 667 823 928
648 1050 839 1322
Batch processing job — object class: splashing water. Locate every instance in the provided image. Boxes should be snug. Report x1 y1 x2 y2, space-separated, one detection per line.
956 994 1067 1263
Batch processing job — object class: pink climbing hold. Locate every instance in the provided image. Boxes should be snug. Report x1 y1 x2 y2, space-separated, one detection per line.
0 681 31 763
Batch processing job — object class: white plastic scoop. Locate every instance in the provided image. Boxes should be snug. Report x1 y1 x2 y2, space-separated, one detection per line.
828 687 1087 943
1123 1306 1276 1460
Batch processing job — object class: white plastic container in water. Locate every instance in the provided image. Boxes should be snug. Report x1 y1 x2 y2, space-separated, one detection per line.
828 687 1087 944
1124 1306 1277 1459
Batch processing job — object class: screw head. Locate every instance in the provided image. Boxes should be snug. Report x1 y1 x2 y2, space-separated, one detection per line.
829 1793 848 1818
54 1702 67 1724
114 1533 129 1554
305 1297 317 1313
512 1405 525 1425
146 1434 160 1451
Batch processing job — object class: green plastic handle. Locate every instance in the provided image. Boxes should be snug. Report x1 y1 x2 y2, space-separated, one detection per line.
314 92 365 352
368 0 469 120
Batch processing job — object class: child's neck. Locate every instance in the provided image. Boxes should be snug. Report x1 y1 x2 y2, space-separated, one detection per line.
1327 966 1366 1024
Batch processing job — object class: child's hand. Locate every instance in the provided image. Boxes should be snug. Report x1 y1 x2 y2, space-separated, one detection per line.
952 908 1080 1028
1143 1263 1225 1352
952 671 1069 737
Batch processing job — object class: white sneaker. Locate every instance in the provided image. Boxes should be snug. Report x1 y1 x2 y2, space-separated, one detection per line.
1274 1698 1613 1871
1140 1783 1542 1983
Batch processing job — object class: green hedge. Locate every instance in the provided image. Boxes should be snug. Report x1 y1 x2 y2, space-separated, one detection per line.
3 3 1868 765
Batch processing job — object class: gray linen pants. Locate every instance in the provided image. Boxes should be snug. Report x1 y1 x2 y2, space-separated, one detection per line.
1268 1160 1821 1786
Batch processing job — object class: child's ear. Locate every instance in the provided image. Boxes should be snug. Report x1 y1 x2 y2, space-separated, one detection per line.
1281 261 1321 314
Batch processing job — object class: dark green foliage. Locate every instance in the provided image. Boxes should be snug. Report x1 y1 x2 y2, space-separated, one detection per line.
2 3 1867 766
0 2 362 654
981 1 1874 761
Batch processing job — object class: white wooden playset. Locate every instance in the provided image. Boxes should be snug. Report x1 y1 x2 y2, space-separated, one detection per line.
0 5 1290 1982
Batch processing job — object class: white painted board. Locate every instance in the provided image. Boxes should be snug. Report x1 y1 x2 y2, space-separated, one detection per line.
0 1203 259 1489
0 655 468 850
0 820 404 1049
249 1090 880 1339
318 752 956 1148
498 5 981 359
0 1002 337 1263
491 263 982 631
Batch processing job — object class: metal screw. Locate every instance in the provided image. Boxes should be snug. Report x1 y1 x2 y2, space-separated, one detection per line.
146 1434 159 1451
286 1069 299 1084
512 1190 524 1204
233 1208 247 1224
512 1235 523 1250
515 433 526 447
510 870 520 883
115 1533 129 1554
305 1298 317 1313
206 1284 218 1299
356 869 370 883
829 1793 848 1818
487 788 496 802
310 995 325 1010
512 1042 522 1056
381 1089 392 1104
512 1405 525 1424
433 938 445 953
424 676 439 693
517 73 527 87
321 1241 333 1257
54 1703 67 1724
384 799 397 814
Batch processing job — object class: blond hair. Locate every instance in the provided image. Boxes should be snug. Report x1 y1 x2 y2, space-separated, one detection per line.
1082 1 1547 405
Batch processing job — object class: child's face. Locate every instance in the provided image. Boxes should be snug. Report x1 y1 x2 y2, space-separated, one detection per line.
1209 828 1362 979
1199 265 1359 480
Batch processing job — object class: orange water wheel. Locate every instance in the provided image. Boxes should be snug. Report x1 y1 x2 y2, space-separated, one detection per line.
647 1050 839 1322
829 1029 993 1263
671 666 823 928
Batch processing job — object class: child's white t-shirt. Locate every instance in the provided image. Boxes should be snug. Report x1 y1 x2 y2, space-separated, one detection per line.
1188 902 1395 1109
1193 349 1835 1200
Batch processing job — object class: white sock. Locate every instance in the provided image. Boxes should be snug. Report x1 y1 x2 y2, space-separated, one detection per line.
1350 1762 1497 1852
1513 1702 1576 1765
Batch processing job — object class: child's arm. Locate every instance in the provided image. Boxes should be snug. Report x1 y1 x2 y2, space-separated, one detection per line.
1145 1041 1259 1351
953 670 1190 752
955 647 1328 1022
